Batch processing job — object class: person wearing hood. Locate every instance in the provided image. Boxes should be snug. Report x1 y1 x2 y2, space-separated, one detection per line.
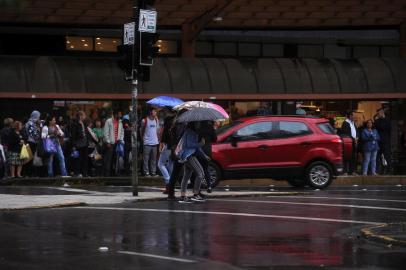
24 110 42 177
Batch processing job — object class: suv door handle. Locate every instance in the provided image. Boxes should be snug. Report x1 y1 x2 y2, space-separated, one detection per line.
300 141 312 146
258 145 270 150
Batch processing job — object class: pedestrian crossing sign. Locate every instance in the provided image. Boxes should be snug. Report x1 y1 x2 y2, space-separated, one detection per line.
139 9 157 33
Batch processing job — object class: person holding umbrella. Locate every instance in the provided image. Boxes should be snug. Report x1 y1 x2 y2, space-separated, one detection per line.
177 122 209 203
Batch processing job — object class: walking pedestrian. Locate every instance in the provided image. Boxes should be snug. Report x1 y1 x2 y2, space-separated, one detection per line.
374 108 392 174
177 122 209 203
196 121 217 193
8 121 24 178
141 108 160 176
361 119 380 176
158 112 175 193
341 111 359 175
42 115 69 177
103 110 124 176
70 111 89 177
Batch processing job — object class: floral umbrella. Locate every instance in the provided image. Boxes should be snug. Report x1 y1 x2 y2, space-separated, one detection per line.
173 101 229 118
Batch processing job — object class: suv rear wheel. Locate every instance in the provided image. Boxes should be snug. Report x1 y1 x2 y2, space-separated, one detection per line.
305 161 333 189
207 162 221 188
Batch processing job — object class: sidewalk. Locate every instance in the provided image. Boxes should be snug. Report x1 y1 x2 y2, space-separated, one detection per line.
1 175 406 187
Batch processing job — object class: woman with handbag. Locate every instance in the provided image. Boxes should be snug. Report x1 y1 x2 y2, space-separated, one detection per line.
8 121 24 178
42 116 69 177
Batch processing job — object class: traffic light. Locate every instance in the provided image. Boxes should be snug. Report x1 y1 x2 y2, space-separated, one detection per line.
140 32 160 66
117 44 134 81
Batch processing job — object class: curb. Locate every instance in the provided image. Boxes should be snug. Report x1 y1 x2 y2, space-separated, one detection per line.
0 201 87 211
126 191 308 203
361 224 406 247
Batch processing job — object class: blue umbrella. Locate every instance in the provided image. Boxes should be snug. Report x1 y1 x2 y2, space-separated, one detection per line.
147 96 183 108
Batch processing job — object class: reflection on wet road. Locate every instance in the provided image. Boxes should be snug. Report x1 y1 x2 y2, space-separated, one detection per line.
1 186 406 269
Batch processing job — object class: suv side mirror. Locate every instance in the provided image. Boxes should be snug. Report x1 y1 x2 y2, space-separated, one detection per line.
231 134 239 147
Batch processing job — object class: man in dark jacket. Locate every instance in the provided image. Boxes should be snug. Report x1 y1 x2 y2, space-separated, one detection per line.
374 108 391 174
340 111 359 175
0 118 13 178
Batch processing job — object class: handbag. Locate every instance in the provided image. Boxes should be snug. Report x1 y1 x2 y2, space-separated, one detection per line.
116 141 125 158
33 151 43 167
44 138 57 154
20 144 33 163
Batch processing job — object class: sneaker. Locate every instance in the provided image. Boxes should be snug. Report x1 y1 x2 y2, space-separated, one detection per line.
63 183 70 187
191 194 206 202
198 192 207 199
151 174 157 177
207 187 212 193
62 175 72 178
178 196 192 204
167 195 177 201
145 173 151 177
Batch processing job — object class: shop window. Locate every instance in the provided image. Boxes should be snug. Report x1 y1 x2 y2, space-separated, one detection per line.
157 40 177 55
66 36 93 51
95 37 121 52
238 43 261 57
196 41 213 55
214 42 237 56
262 44 284 57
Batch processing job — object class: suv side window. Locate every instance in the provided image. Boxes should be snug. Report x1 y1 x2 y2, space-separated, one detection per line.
235 121 273 141
275 121 312 138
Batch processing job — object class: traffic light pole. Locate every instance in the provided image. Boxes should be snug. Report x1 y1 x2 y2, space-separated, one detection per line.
131 1 140 196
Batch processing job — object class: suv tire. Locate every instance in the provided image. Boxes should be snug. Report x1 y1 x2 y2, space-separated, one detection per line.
305 161 333 189
287 178 307 188
208 162 221 188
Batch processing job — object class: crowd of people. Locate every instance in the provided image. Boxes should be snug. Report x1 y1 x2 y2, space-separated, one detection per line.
340 108 393 176
0 109 133 180
0 107 217 203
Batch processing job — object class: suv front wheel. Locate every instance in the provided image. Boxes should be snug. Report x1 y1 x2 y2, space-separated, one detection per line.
305 161 333 189
207 162 221 188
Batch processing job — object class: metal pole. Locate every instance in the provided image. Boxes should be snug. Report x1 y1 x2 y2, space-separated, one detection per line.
131 77 138 196
131 1 140 196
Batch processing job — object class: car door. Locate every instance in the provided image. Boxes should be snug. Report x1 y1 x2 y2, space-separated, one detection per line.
269 121 313 168
219 121 274 170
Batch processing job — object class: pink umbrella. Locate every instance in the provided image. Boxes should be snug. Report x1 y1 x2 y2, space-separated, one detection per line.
209 103 229 119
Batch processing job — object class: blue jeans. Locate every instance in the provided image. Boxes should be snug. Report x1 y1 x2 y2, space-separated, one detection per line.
363 150 377 175
47 143 67 177
158 144 173 184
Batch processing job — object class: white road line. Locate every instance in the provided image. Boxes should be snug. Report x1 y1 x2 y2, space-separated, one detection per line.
211 198 406 212
76 206 382 225
117 251 196 263
324 189 406 192
268 196 406 204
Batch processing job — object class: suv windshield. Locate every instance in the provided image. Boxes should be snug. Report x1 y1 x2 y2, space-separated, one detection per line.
216 121 241 135
317 122 336 134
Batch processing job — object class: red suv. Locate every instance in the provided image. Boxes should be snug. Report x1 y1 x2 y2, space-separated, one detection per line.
208 116 350 189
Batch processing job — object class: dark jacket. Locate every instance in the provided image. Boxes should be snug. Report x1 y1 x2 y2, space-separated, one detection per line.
8 130 23 153
341 120 358 140
374 117 391 145
161 116 175 146
197 122 217 157
0 127 12 147
70 120 88 148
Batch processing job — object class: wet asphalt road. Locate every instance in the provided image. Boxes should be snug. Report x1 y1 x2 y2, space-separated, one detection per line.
1 186 406 269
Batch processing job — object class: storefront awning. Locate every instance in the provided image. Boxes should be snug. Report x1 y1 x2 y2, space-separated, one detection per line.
0 56 405 100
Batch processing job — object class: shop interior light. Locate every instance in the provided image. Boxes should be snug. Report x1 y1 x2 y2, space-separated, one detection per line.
66 40 70 44
97 42 101 45
81 39 86 42
213 16 223 22
96 37 101 40
84 44 89 47
158 40 163 43
70 45 74 49
113 40 117 43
